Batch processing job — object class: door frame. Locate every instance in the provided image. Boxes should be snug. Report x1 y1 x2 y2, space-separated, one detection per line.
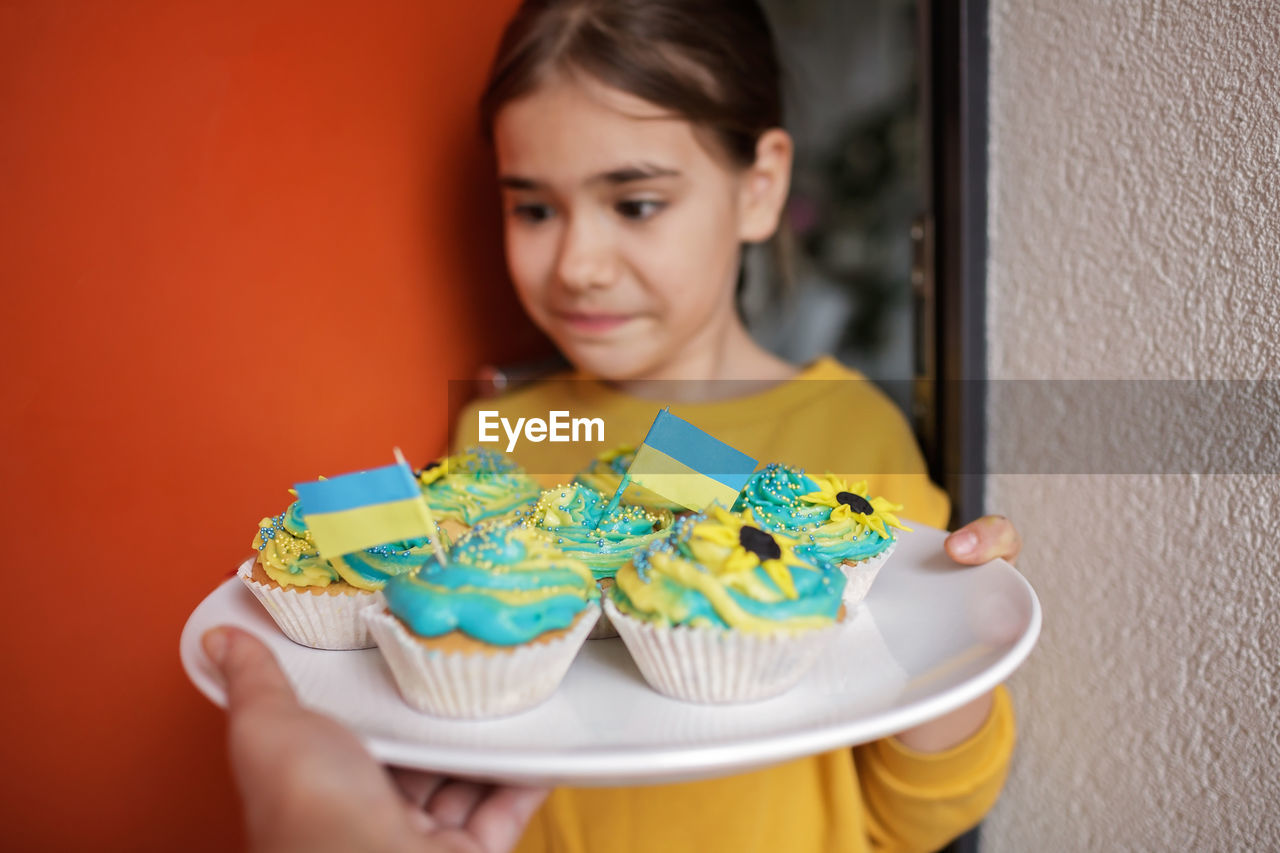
915 0 988 529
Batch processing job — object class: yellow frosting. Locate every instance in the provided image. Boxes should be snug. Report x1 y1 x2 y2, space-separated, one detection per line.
612 507 844 634
251 503 433 591
252 518 340 588
799 473 912 539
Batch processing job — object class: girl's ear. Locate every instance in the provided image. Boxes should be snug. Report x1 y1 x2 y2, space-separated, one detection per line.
737 128 793 243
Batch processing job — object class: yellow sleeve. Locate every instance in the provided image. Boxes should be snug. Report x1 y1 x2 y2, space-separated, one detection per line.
860 398 951 531
839 394 952 532
854 686 1016 853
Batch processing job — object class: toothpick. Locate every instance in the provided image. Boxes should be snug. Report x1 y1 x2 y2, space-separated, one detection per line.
395 446 448 565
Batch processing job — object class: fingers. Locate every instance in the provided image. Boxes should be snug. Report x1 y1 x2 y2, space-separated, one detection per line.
389 767 447 810
944 515 1022 564
203 626 298 714
427 781 495 828
464 786 549 853
204 627 547 853
394 770 546 851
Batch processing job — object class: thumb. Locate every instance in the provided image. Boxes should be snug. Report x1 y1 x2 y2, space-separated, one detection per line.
203 626 299 714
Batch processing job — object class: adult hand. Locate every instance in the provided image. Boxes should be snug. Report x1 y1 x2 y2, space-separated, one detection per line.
891 515 1022 752
944 514 1022 565
203 626 546 853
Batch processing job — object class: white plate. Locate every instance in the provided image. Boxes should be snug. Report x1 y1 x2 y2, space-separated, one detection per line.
180 523 1040 787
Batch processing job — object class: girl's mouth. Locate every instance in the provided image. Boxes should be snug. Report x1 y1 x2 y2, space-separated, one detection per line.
553 311 634 334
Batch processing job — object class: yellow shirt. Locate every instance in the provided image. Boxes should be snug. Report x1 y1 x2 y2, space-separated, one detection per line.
455 356 1015 853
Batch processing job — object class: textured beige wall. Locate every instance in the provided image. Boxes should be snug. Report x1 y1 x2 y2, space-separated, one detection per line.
985 1 1279 849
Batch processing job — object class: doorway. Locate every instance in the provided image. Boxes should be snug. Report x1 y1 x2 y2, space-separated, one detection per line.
755 0 988 530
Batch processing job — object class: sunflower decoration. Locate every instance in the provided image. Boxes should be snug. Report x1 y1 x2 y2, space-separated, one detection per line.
415 456 449 487
415 447 521 488
683 506 817 600
800 474 912 540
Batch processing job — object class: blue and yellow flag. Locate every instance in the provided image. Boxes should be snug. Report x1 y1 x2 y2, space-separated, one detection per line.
624 409 757 511
294 461 438 559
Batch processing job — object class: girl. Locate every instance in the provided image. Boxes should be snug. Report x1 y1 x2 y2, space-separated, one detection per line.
454 2 1021 851
209 1 1022 851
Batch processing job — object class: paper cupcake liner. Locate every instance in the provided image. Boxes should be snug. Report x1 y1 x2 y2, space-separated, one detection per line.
604 599 846 704
362 604 599 719
237 562 381 650
839 542 897 608
586 607 619 640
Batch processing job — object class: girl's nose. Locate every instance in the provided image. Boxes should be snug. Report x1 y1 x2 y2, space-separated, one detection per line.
555 212 615 292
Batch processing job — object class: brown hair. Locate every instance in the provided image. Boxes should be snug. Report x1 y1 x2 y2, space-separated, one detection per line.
479 0 783 169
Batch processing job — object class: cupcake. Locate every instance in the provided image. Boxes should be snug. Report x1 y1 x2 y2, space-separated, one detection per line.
415 447 541 541
513 483 674 639
573 445 686 512
732 464 911 607
606 506 848 703
362 521 600 718
239 500 436 650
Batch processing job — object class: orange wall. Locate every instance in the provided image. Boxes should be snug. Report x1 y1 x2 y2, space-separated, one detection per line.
0 2 545 848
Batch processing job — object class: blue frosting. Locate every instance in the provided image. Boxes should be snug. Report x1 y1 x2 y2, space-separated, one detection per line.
382 523 598 646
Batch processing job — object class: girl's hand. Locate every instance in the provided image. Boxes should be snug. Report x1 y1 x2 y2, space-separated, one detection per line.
203 626 546 853
944 514 1022 565
891 515 1022 752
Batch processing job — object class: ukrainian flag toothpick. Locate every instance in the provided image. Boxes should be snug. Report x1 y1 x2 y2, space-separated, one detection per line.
608 408 758 513
294 449 446 563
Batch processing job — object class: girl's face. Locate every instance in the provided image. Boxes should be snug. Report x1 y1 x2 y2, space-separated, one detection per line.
493 75 779 382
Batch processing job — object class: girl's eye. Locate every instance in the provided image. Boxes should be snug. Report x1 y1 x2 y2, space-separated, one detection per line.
511 203 554 223
615 199 665 221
